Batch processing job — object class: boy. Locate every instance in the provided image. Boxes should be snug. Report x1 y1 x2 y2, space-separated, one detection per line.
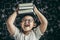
6 5 48 40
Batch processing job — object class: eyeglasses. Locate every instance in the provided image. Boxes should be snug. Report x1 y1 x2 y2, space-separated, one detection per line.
21 19 34 22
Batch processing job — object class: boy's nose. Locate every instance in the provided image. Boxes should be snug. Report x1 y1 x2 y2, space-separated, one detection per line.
25 21 30 25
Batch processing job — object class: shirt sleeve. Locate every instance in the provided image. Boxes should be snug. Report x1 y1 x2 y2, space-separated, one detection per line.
33 26 43 39
12 28 20 38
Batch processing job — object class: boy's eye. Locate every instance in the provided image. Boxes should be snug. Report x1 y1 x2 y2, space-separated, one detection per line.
22 19 34 22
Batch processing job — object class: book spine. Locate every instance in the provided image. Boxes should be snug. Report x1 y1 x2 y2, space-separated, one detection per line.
18 3 33 7
18 9 33 14
19 6 33 10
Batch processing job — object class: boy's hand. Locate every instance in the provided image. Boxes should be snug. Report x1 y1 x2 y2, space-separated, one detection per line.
15 7 19 13
33 5 37 11
33 5 38 14
12 7 19 14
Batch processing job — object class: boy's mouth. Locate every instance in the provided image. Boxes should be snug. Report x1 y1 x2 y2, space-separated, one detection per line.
24 24 30 27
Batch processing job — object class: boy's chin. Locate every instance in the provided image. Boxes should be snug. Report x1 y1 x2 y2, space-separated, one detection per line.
23 28 32 32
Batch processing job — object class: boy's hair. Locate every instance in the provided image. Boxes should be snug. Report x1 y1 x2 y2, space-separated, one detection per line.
20 13 36 22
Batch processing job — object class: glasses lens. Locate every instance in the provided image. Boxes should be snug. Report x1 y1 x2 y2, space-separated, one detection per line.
22 19 34 22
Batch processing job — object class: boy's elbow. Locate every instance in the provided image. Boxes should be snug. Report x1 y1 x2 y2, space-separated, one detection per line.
45 20 48 26
45 20 48 25
46 20 48 25
6 20 12 25
41 21 48 33
42 20 48 26
43 19 48 23
6 21 10 26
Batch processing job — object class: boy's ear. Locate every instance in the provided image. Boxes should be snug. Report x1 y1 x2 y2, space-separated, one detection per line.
33 23 36 27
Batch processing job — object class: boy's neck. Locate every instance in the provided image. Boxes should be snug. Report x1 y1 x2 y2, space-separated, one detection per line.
23 30 32 35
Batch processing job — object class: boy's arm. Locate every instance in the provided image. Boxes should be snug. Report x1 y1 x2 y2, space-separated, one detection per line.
6 11 18 35
34 6 48 34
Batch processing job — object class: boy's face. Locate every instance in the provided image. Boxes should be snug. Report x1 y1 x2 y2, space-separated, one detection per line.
20 16 35 31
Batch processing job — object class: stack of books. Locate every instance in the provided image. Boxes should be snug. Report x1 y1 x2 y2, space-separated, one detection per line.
18 3 34 14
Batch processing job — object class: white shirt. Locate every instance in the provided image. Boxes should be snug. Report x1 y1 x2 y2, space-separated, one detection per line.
13 26 43 40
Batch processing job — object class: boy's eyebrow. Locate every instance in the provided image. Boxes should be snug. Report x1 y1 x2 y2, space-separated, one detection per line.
22 18 34 20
